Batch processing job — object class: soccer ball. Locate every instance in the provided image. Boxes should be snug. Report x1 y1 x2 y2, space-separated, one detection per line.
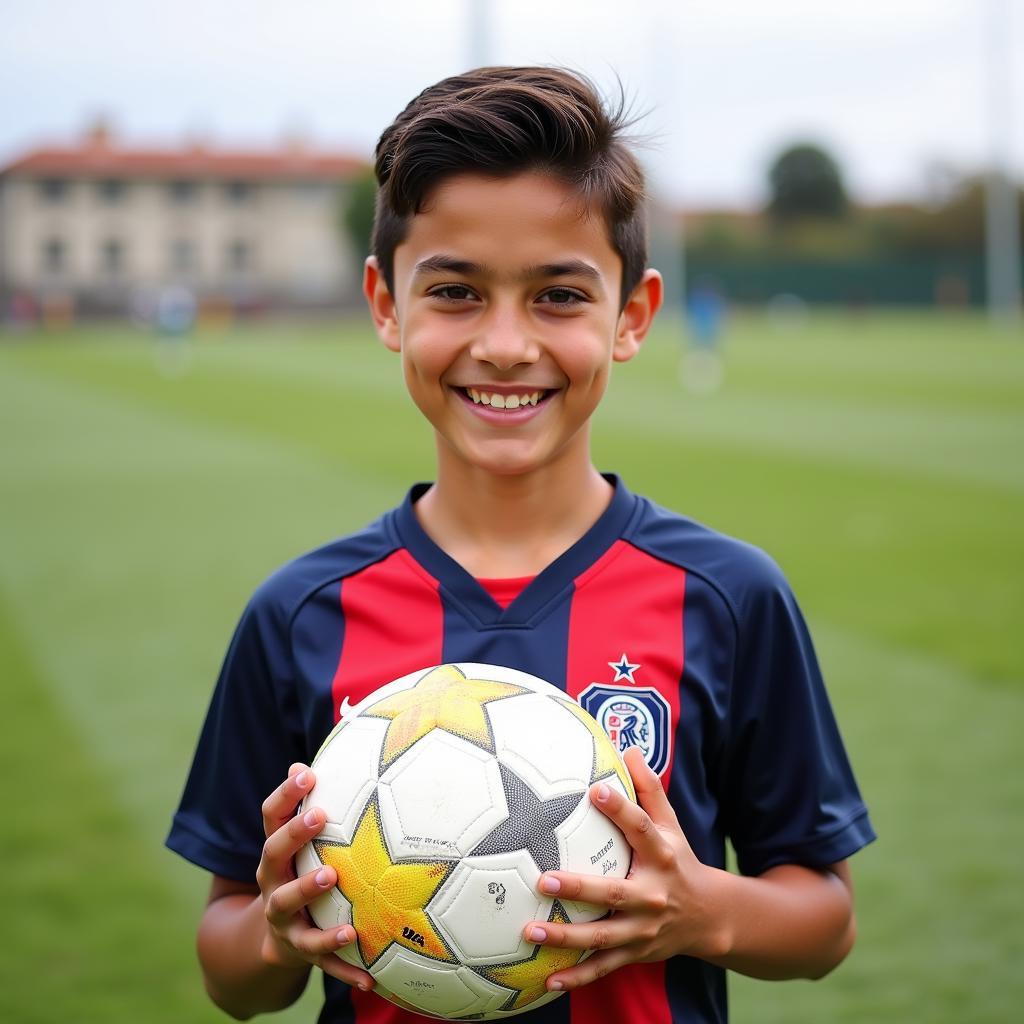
296 662 636 1020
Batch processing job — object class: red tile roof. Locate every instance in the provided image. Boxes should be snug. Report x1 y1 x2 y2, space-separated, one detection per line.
2 140 367 181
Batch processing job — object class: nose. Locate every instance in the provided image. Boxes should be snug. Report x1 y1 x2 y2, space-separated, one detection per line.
469 304 540 370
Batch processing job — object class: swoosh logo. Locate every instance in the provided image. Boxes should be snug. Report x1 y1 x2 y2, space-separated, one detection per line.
338 695 354 720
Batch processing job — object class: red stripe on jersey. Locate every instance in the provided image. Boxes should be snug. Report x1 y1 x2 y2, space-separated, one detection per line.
331 549 444 724
565 539 685 1024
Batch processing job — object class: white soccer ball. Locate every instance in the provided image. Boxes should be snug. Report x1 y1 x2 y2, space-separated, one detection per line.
297 662 636 1020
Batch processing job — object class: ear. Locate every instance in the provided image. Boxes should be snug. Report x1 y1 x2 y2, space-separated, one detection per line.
363 256 401 352
613 269 663 363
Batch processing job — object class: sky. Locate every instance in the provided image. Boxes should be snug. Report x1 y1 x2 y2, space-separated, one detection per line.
1 0 1022 210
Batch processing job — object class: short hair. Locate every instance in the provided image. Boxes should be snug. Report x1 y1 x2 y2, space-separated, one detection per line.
371 66 647 308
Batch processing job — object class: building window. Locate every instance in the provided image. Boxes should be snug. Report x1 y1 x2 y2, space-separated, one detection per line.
224 180 253 204
42 237 66 274
168 179 197 204
39 178 69 203
170 239 195 274
227 239 252 273
101 239 124 276
97 178 126 203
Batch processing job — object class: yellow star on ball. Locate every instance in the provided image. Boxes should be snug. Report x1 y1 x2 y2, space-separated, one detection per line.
363 664 527 769
315 800 454 967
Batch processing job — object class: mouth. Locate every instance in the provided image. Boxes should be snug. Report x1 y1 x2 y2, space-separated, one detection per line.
458 387 554 410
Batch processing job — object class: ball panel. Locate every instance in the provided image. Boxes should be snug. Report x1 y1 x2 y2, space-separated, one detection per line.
489 693 594 798
555 776 633 923
304 715 389 844
430 848 547 965
378 731 508 860
372 946 511 1018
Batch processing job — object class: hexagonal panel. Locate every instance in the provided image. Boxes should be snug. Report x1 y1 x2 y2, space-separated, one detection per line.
305 715 389 844
489 693 594 798
430 848 547 966
377 730 507 861
371 944 512 1018
554 776 632 923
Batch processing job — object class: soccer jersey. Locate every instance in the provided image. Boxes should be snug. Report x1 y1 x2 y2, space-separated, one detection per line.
167 476 875 1024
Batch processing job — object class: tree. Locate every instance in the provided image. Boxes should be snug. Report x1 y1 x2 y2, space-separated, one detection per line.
767 143 848 222
341 168 378 261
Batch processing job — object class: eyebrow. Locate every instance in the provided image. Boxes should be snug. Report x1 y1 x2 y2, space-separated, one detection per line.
412 254 603 285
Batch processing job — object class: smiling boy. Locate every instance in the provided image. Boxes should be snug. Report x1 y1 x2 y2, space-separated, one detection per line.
168 67 874 1024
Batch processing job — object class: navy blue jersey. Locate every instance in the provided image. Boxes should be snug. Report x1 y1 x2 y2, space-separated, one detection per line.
167 477 875 1024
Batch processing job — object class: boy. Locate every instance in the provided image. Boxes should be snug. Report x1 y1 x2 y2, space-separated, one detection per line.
167 67 875 1024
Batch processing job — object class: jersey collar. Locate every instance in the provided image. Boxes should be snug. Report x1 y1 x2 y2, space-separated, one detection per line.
391 474 639 626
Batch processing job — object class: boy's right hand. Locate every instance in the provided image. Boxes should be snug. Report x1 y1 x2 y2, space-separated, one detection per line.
256 763 375 992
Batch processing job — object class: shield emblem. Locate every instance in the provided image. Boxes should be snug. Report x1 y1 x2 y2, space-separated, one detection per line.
578 684 671 777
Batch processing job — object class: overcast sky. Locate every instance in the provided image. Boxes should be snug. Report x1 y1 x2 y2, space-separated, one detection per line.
2 0 1022 209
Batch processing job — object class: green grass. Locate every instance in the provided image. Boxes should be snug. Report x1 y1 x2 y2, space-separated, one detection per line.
1 309 1021 1022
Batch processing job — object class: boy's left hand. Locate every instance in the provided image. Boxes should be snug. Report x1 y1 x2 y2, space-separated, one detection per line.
522 746 726 992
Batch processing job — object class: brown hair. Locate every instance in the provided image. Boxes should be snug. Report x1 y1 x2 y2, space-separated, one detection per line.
371 66 648 308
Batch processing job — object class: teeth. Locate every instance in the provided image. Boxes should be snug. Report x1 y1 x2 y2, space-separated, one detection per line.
466 388 546 408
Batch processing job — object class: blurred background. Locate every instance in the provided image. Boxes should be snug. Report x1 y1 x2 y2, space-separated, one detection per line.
1 2 1021 1022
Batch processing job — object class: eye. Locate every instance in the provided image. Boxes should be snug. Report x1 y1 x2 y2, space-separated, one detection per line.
429 284 478 303
538 287 586 307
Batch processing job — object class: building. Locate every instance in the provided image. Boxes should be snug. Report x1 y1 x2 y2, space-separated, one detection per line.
0 123 368 319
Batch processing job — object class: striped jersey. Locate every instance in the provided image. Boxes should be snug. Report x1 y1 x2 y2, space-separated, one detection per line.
167 476 875 1024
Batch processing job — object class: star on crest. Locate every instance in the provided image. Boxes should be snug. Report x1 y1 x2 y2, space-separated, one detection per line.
315 800 454 968
608 653 640 684
362 664 526 770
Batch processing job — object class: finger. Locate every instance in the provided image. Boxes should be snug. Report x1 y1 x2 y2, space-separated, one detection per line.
287 921 357 959
265 864 338 927
546 947 632 992
622 746 678 829
262 765 315 837
537 871 645 912
523 915 632 952
315 951 375 992
589 777 673 862
256 806 326 891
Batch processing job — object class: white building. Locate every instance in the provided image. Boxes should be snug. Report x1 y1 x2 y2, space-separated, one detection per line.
0 124 368 318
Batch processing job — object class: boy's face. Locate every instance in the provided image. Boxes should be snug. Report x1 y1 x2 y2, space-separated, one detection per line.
365 171 661 479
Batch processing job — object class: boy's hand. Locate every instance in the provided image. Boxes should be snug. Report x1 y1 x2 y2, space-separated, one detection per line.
256 763 375 992
522 746 726 992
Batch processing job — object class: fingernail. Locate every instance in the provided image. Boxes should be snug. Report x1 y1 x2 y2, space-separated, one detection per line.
540 876 560 894
315 868 330 886
296 770 309 789
528 926 547 942
304 809 319 827
357 983 370 993
549 979 564 990
337 928 352 945
596 783 610 803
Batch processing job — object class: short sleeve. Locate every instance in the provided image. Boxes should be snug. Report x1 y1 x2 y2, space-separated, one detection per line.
721 559 875 877
166 589 306 882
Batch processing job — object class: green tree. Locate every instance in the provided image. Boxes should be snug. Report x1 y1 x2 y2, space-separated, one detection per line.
767 143 848 221
341 169 378 261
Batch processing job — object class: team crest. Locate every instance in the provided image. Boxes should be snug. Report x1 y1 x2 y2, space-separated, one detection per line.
578 684 671 777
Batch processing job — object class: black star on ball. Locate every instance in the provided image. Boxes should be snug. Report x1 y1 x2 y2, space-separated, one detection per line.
470 763 585 873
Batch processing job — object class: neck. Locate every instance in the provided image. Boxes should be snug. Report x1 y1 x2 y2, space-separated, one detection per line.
414 449 613 579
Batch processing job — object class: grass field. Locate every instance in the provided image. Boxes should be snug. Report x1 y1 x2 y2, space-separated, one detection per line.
1 309 1021 1022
